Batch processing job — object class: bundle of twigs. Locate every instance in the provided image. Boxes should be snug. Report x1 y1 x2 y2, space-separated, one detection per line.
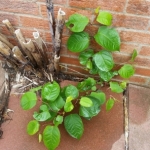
0 0 66 136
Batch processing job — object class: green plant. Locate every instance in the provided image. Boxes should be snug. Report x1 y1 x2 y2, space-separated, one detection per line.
20 9 137 150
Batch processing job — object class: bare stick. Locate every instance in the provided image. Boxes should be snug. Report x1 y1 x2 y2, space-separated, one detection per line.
23 39 42 67
14 29 36 66
0 33 14 49
2 19 15 35
33 30 49 65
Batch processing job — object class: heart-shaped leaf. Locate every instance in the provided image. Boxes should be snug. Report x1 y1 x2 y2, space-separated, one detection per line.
93 50 114 72
79 96 101 120
65 85 79 99
27 120 40 135
33 111 51 122
98 70 115 81
67 32 90 52
49 96 65 112
41 81 60 101
96 11 112 26
79 97 93 107
64 114 84 139
64 101 74 112
90 92 106 105
20 92 37 110
66 13 89 32
94 26 120 51
43 126 60 150
53 115 63 126
79 49 94 65
106 98 115 111
110 82 124 93
118 64 135 79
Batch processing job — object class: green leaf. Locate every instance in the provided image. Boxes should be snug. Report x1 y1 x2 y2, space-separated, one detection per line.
99 70 115 82
89 61 99 74
29 86 42 92
40 104 49 112
43 126 60 150
106 98 115 111
91 86 97 91
95 6 100 14
49 96 65 112
118 64 135 79
93 50 114 72
79 49 94 65
41 81 60 101
86 59 93 70
64 101 74 112
39 134 42 143
66 96 73 103
131 49 138 61
20 92 37 110
77 77 96 92
27 120 40 135
94 26 120 51
65 85 79 99
64 114 84 139
79 96 101 120
96 11 112 26
53 115 63 126
33 111 51 122
79 97 93 107
65 13 89 32
67 32 90 52
120 81 127 89
90 92 106 105
110 82 124 93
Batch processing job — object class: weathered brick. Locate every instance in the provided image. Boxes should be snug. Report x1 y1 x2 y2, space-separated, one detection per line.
0 0 39 16
112 14 149 30
120 43 139 54
69 0 126 12
20 16 49 30
120 31 150 45
0 13 19 26
134 56 150 68
127 0 150 16
139 46 150 57
60 56 81 66
135 67 150 77
44 31 52 42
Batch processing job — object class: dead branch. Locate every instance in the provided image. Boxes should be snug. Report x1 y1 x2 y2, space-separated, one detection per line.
14 29 36 67
22 39 42 67
0 33 14 49
2 19 15 35
33 30 49 66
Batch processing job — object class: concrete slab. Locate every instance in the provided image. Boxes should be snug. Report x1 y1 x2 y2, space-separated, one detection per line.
129 84 150 150
0 80 124 150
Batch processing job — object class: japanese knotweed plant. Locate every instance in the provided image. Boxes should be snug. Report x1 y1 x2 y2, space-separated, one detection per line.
20 8 137 150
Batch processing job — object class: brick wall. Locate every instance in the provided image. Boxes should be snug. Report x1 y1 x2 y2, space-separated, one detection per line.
0 0 150 86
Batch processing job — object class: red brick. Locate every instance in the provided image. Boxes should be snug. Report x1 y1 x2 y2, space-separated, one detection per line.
127 0 150 16
129 75 148 85
112 52 131 64
60 56 81 66
0 13 19 26
67 65 89 75
40 4 47 18
69 0 126 12
0 1 39 16
134 56 150 68
44 31 52 42
120 43 139 54
135 67 150 77
112 14 149 30
120 31 150 45
20 16 49 30
139 46 150 57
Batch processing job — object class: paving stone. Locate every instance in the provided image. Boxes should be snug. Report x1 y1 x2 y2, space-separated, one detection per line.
0 80 124 150
129 84 150 150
